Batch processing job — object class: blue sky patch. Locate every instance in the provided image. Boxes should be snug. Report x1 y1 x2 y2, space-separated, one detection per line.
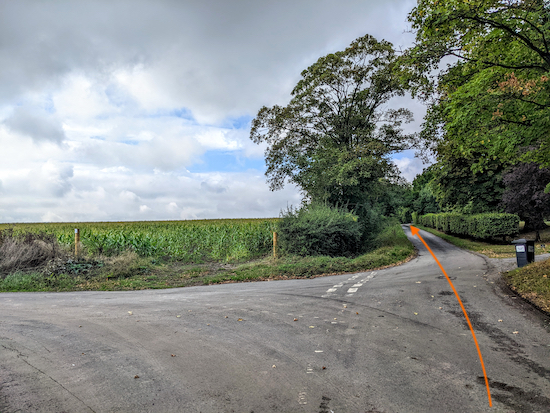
189 150 265 173
225 115 252 129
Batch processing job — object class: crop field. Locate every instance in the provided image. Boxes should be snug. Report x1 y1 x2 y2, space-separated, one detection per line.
0 219 278 263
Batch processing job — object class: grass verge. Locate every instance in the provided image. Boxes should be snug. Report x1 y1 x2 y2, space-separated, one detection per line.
415 223 550 314
0 221 414 292
503 260 550 314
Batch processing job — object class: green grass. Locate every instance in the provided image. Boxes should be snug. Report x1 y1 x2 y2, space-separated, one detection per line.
503 259 550 313
0 221 415 292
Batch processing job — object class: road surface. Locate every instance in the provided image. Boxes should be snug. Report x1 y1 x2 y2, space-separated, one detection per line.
1 226 549 412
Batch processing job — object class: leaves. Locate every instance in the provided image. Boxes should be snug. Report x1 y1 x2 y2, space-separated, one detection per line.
250 34 414 207
406 0 550 194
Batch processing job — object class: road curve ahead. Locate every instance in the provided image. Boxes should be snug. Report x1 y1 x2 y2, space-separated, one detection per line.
1 226 549 413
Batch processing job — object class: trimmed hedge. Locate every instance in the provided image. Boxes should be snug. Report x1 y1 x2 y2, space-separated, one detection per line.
417 212 519 240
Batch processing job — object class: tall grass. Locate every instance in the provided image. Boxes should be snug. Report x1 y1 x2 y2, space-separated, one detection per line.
0 219 277 263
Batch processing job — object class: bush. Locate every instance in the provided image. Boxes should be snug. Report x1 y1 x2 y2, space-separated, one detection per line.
277 204 362 257
0 229 67 278
418 212 520 240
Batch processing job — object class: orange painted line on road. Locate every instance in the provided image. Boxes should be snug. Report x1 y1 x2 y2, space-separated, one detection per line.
410 225 492 407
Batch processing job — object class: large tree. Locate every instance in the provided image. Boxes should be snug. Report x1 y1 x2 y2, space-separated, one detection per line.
502 162 550 232
406 0 550 182
250 35 414 211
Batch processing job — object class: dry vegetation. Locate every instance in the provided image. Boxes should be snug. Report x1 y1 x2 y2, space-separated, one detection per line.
0 229 68 278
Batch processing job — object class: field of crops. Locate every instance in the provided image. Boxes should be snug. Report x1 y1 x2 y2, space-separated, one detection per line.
0 219 278 263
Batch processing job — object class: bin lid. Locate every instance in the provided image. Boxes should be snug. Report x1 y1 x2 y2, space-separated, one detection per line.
511 239 535 244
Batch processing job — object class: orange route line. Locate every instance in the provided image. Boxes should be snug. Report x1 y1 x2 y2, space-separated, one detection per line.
410 225 492 407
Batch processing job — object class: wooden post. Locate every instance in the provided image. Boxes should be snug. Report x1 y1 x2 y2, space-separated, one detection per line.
273 231 278 259
75 228 80 257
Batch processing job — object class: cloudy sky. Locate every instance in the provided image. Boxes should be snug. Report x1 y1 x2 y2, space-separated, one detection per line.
0 0 427 223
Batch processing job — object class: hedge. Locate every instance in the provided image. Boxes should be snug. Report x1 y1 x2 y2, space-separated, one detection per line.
417 212 519 240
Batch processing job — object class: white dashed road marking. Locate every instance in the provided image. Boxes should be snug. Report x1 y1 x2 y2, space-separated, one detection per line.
322 271 376 298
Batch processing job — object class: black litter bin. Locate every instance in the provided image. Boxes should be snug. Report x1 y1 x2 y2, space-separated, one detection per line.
511 239 535 268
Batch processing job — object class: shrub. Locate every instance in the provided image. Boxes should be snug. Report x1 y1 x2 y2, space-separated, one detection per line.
104 250 149 279
0 229 67 278
277 204 362 257
418 212 520 240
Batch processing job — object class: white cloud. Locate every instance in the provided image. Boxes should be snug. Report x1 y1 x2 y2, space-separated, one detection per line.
394 156 427 183
28 160 74 198
3 106 66 144
41 211 64 222
167 202 179 212
0 166 301 222
0 0 421 223
119 190 140 202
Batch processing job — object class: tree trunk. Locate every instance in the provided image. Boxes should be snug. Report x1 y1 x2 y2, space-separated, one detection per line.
522 216 548 233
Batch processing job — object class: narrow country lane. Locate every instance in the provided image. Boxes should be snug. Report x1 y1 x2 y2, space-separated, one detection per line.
1 226 549 413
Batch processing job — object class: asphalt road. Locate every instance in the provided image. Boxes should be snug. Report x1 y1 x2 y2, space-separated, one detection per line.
1 226 549 413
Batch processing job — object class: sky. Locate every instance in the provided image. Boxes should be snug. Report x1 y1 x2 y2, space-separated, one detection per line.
0 0 428 223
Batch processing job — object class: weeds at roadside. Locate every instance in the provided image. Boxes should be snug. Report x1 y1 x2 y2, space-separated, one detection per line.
0 229 68 277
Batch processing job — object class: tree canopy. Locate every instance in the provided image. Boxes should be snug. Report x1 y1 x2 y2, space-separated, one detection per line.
406 0 550 176
250 35 414 208
502 162 550 231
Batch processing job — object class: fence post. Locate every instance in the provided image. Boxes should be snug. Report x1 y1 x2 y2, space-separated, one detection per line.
75 228 80 257
273 231 278 259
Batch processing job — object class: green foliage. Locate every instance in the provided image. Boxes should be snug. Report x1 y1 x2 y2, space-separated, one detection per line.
412 211 419 225
0 271 77 292
397 206 413 224
418 212 520 240
277 204 362 257
411 166 440 215
250 34 414 208
0 221 416 292
209 220 414 282
414 225 517 258
0 219 277 263
430 150 506 213
406 0 550 174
